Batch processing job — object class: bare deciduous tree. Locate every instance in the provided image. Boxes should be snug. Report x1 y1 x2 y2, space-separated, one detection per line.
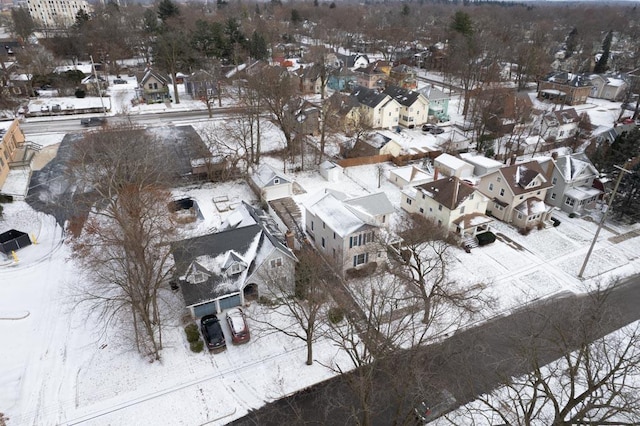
67 126 177 361
387 213 487 326
255 247 327 366
452 284 640 426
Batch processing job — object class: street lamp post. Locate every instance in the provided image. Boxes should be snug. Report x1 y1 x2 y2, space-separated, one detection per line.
578 164 631 279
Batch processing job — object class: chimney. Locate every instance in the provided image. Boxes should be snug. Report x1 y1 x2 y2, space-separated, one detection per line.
434 166 439 181
285 230 295 249
551 151 558 160
452 177 460 207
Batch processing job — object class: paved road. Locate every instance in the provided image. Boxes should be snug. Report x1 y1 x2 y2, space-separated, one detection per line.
230 275 640 425
20 106 246 135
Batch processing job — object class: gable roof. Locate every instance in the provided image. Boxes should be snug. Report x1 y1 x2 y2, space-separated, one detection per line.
251 164 292 189
554 152 599 182
382 85 424 107
550 108 579 125
416 176 477 210
171 202 295 306
305 190 368 237
498 160 553 195
350 85 390 108
542 72 591 87
137 69 170 86
344 192 395 220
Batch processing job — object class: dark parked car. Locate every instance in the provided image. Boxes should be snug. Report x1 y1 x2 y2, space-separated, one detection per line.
80 117 107 127
429 127 445 135
201 314 226 351
226 307 250 344
421 124 435 132
414 390 457 424
113 79 127 85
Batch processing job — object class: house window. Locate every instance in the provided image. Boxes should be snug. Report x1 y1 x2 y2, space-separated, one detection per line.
517 213 523 220
322 222 325 229
552 177 557 185
153 83 158 89
469 194 474 200
460 206 465 214
193 271 207 283
230 263 241 274
148 83 153 89
419 207 424 213
333 232 336 239
422 193 426 199
497 177 502 182
382 215 386 223
274 178 280 184
438 205 443 211
438 220 442 226
321 237 325 248
270 258 283 268
565 197 575 207
520 195 524 199
500 188 505 196
537 191 541 195
489 183 494 191
353 253 369 267
406 198 412 205
551 193 556 200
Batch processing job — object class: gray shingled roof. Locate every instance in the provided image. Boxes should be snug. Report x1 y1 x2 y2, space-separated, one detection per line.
383 85 421 107
351 85 389 108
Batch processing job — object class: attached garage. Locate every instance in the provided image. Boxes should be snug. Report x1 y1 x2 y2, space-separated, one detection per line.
0 229 32 254
191 293 242 318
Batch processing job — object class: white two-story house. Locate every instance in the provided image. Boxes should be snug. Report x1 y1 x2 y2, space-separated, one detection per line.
383 85 429 129
476 160 555 230
401 176 492 238
304 189 395 276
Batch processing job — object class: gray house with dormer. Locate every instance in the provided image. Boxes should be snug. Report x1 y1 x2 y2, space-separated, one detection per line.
542 153 602 214
171 202 296 318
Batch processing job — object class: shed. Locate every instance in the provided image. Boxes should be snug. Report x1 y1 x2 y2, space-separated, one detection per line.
0 229 31 254
434 153 474 179
249 164 293 201
319 160 343 182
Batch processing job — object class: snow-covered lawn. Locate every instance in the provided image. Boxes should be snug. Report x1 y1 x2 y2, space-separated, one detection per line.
2 71 640 425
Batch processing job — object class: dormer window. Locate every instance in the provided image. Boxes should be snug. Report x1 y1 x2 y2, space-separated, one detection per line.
229 263 242 275
192 271 207 284
274 178 280 185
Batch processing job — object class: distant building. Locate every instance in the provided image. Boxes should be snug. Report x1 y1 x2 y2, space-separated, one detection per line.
538 72 592 106
26 0 92 28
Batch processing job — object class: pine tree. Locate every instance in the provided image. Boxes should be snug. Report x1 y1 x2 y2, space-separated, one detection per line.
594 30 613 74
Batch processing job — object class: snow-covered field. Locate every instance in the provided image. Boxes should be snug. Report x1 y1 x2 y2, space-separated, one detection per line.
2 72 640 425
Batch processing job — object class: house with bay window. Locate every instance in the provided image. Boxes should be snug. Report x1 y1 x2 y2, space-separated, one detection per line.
304 189 395 277
543 152 601 214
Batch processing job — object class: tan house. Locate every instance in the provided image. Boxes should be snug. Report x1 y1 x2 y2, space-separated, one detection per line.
382 85 429 128
538 72 592 106
350 86 400 129
0 119 26 191
476 160 555 230
136 69 172 104
354 63 387 89
401 176 492 238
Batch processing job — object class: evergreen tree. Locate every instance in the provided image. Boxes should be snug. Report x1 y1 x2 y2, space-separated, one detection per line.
249 31 269 60
157 0 179 23
291 9 302 25
450 10 473 37
594 30 613 74
565 27 578 58
74 8 90 30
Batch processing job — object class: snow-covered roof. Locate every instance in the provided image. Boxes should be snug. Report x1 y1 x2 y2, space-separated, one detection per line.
460 153 503 169
565 186 602 200
435 153 470 171
251 164 292 188
305 191 367 237
390 165 431 183
344 192 395 219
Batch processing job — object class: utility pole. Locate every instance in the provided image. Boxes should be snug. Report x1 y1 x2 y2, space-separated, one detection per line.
578 164 631 278
90 55 107 116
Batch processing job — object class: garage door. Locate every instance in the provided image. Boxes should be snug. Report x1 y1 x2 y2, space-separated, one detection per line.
218 293 241 311
193 301 217 318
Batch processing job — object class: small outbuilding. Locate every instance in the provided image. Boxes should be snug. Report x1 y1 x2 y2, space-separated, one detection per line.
0 229 31 254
